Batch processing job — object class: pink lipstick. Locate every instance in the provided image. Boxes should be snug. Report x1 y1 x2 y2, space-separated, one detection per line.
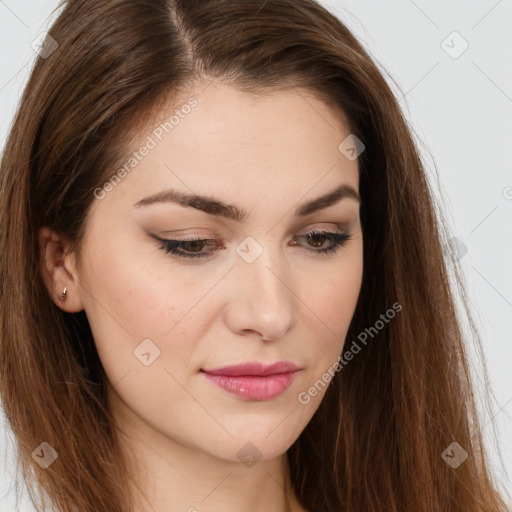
201 361 300 401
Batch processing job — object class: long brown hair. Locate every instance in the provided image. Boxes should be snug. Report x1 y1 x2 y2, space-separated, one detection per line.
0 1 510 511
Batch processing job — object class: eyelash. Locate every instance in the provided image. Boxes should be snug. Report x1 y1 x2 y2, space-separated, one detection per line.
153 230 351 260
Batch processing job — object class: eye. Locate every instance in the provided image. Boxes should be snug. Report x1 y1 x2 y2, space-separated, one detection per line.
152 229 351 260
152 235 223 259
292 229 351 255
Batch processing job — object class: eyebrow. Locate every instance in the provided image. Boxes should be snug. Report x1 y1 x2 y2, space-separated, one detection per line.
132 183 361 221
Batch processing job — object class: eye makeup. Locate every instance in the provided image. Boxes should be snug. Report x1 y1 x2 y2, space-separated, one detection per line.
150 228 352 260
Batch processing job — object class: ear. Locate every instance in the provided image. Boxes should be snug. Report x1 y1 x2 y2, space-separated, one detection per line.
38 226 85 312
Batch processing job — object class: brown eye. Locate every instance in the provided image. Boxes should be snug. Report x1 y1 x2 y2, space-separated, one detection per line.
153 236 223 259
152 230 350 261
292 230 351 255
307 232 328 248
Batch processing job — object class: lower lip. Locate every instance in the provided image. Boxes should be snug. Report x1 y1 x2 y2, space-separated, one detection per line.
202 371 299 401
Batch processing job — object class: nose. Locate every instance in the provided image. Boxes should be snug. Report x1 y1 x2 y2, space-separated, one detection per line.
223 238 297 342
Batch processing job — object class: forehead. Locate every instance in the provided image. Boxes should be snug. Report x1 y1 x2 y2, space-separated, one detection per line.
140 82 355 173
88 81 360 224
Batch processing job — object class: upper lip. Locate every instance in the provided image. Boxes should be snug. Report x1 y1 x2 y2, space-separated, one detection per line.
202 361 300 376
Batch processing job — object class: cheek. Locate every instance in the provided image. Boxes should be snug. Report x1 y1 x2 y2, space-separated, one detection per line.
78 236 211 385
82 222 204 337
81 261 209 435
301 252 363 341
297 250 363 391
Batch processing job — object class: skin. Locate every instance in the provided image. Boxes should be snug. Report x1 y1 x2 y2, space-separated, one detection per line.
39 80 363 512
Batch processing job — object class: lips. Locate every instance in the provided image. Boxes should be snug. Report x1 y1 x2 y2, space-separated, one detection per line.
202 361 300 377
201 361 301 401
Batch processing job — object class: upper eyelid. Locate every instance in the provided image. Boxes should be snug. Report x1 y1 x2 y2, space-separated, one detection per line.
153 229 350 249
157 223 347 238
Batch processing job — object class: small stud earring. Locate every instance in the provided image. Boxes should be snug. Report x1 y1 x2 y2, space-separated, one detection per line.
58 287 67 303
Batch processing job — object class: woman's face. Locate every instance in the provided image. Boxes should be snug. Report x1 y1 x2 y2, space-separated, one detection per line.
64 81 363 462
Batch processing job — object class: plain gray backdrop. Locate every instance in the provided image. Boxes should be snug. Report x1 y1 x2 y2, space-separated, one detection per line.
1 1 511 510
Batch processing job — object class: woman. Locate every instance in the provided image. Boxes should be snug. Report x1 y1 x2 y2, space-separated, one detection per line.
0 1 509 511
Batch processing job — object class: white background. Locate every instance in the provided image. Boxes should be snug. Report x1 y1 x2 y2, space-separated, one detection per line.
1 1 511 510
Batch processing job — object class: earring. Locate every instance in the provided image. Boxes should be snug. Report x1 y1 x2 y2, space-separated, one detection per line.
58 287 67 303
